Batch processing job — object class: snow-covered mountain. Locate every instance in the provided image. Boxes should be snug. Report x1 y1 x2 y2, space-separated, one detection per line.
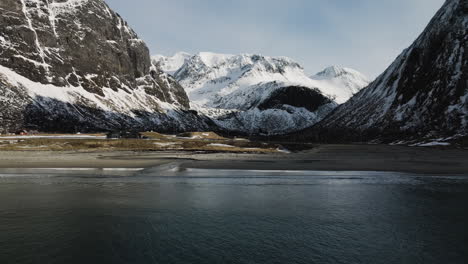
174 53 312 107
310 0 468 142
162 52 368 134
0 0 210 133
311 66 370 104
192 82 337 135
152 52 191 75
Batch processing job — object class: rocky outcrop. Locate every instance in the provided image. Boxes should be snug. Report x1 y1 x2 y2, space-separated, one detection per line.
0 0 208 133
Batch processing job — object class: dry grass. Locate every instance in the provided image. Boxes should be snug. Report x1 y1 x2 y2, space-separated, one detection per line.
0 133 106 138
141 132 172 140
0 136 281 153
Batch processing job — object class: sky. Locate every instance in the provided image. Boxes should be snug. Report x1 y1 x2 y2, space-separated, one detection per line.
105 0 445 79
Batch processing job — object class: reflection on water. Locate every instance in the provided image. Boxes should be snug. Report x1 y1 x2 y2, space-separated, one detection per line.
0 168 467 264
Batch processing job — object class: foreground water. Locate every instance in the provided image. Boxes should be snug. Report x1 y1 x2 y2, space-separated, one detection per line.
1 168 468 264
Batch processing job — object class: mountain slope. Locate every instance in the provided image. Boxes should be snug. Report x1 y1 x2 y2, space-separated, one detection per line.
312 0 467 142
0 0 209 133
165 52 368 135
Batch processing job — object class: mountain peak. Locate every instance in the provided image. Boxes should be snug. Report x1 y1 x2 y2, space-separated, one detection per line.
313 66 369 81
195 52 236 67
311 66 370 104
316 66 347 77
152 52 192 74
183 52 302 69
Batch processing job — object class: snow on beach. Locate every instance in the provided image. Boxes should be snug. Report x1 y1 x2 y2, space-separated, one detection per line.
207 143 235 148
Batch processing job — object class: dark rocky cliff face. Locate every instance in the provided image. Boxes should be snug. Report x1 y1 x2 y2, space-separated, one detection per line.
302 0 467 142
0 0 204 133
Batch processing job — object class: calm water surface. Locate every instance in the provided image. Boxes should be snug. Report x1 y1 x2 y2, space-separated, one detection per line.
0 168 467 264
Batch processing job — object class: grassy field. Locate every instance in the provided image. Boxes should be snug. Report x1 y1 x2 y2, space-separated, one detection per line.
0 132 283 153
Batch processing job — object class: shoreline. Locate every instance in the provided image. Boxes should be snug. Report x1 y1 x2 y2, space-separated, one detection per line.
0 144 467 175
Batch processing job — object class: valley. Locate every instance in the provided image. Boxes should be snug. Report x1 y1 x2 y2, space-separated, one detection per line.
0 0 466 144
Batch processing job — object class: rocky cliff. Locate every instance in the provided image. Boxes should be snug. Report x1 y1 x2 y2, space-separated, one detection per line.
0 0 209 133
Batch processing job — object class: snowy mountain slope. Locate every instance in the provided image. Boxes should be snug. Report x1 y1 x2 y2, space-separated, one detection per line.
190 81 337 135
172 52 369 107
0 0 210 133
0 65 210 132
152 52 191 75
212 94 337 135
176 53 315 107
311 66 370 104
309 0 468 142
164 52 367 134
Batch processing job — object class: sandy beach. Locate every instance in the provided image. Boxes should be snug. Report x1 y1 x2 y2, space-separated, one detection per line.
0 144 467 175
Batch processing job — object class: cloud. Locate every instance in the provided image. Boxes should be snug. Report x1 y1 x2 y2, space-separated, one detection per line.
106 0 445 79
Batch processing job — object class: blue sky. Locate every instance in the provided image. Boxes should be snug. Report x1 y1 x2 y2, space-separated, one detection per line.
106 0 444 78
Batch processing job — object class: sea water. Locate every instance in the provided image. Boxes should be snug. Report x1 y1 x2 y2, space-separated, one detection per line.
0 168 467 264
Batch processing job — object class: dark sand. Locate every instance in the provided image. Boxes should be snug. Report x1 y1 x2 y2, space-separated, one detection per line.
0 144 467 175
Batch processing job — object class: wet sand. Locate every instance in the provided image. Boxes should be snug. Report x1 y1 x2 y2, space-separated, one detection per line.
0 144 467 175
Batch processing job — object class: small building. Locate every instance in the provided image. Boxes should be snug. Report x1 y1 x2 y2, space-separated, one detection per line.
14 129 39 136
15 130 28 136
106 131 145 139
